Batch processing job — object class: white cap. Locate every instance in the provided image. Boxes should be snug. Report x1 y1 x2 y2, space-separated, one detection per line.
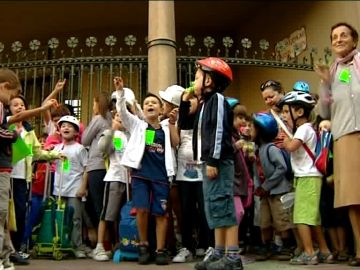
159 85 185 107
111 88 135 106
57 115 80 131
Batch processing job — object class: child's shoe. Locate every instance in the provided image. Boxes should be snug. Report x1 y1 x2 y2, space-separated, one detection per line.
207 256 243 270
317 252 335 264
194 248 220 270
92 245 109 261
3 259 15 270
155 249 169 265
138 245 150 265
172 248 193 263
290 251 318 265
74 249 87 259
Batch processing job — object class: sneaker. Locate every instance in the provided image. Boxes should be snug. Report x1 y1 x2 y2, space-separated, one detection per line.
290 251 318 265
194 251 220 270
203 247 215 262
317 252 335 264
207 256 243 270
9 252 29 265
83 246 93 258
74 249 87 259
172 248 193 263
18 252 30 260
274 247 292 261
3 259 15 270
254 245 271 261
155 249 170 265
93 246 109 261
195 248 206 257
138 245 150 265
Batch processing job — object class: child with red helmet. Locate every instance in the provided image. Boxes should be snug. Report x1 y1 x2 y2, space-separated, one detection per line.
186 57 243 270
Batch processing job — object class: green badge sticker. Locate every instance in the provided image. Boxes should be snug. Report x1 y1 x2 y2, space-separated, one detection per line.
62 159 70 173
145 130 155 145
339 68 351 84
113 137 123 150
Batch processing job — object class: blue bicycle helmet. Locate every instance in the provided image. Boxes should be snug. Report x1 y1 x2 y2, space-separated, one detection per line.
253 112 278 140
225 97 240 110
293 80 310 93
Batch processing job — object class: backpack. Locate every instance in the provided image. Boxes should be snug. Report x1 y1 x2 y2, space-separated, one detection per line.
302 129 333 176
266 143 294 181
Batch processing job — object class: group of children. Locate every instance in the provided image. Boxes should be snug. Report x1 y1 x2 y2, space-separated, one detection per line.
0 57 352 270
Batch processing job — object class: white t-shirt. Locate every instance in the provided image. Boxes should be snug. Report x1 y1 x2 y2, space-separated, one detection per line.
11 128 26 179
176 130 204 182
291 123 322 177
103 130 129 183
53 142 88 197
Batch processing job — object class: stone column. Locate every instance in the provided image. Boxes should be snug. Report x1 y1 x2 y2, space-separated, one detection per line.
148 0 177 94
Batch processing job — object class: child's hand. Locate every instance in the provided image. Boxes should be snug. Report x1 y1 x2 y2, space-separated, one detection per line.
206 165 218 180
41 99 58 111
113 76 124 91
234 139 244 150
76 186 87 198
169 108 178 125
53 79 66 93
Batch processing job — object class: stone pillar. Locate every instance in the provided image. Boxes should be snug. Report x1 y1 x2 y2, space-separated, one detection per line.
148 0 177 94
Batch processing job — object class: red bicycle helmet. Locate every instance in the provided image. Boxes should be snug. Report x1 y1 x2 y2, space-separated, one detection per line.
196 57 233 82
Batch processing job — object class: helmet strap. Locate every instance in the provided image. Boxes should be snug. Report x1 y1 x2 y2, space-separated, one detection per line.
289 106 298 134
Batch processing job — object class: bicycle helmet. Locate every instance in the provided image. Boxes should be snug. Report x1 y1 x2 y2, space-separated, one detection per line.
57 115 80 131
196 57 233 82
253 112 278 140
225 97 240 110
277 91 315 109
293 80 310 93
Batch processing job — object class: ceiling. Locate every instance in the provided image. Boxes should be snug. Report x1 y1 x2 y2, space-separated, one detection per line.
0 1 268 43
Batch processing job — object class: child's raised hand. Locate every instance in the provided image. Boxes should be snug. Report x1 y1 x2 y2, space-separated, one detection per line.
54 79 66 93
113 76 124 91
169 108 178 125
41 99 58 111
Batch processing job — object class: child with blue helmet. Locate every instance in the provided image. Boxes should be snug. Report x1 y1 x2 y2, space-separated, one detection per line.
251 113 294 261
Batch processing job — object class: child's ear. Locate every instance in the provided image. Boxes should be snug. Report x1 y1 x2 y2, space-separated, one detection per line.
296 108 305 117
204 74 213 87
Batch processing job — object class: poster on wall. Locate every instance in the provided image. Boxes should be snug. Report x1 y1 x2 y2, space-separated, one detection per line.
275 27 307 62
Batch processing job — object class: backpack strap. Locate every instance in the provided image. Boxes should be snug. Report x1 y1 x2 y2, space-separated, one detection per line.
302 142 315 162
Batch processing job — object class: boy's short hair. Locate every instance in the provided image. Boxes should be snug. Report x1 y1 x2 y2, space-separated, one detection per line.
0 68 22 93
143 93 163 106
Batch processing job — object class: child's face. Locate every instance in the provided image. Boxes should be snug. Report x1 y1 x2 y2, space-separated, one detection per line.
194 69 212 97
162 101 175 118
39 137 46 149
112 112 124 131
281 105 294 129
93 100 99 115
233 114 246 130
9 97 25 115
250 122 257 141
60 122 78 141
241 121 252 137
143 96 162 120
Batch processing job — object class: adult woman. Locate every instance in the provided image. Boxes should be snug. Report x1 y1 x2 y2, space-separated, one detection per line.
315 22 360 266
